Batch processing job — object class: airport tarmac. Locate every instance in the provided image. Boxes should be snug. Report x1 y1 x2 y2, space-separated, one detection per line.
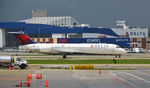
1 52 150 59
0 70 150 88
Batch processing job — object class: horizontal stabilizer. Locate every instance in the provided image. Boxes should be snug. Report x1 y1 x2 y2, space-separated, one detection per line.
8 31 24 34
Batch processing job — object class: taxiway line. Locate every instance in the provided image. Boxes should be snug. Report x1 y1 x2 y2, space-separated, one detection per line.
103 71 140 88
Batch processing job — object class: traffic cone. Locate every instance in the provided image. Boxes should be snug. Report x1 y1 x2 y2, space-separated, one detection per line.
9 65 11 70
40 74 42 79
27 73 30 80
36 74 37 79
99 70 101 79
99 70 101 75
36 73 39 79
30 74 32 80
37 73 39 79
26 79 30 87
45 80 48 87
20 80 22 87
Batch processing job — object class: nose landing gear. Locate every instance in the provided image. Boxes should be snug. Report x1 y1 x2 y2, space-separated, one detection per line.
115 55 121 58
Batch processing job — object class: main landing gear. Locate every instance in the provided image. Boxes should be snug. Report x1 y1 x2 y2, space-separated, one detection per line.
63 55 67 59
115 55 121 58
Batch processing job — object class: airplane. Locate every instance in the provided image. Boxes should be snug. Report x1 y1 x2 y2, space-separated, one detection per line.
9 31 127 58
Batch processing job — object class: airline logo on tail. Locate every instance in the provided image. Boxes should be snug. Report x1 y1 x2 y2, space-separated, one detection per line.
8 31 35 45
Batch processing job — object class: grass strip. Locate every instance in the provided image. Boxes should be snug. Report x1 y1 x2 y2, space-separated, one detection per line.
27 59 150 64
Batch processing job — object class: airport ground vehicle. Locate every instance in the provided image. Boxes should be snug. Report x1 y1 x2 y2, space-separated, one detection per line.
0 56 27 69
133 48 144 53
126 48 145 53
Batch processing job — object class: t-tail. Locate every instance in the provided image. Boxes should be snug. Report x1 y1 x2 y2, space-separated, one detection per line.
8 31 35 45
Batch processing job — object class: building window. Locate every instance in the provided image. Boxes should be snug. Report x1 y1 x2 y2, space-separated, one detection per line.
147 41 150 43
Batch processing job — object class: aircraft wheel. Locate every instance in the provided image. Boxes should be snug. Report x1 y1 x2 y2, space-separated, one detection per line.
63 55 67 58
20 64 26 69
115 55 121 58
118 55 121 58
115 55 117 58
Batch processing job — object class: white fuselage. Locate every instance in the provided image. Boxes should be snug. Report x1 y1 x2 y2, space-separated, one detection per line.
19 43 126 55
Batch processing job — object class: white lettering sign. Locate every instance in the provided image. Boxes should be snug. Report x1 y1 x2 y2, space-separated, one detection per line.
87 39 100 43
129 32 146 37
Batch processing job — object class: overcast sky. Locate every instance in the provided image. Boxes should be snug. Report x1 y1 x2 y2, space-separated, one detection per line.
0 0 150 28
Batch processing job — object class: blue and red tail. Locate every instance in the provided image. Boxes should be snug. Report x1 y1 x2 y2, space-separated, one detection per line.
8 31 35 45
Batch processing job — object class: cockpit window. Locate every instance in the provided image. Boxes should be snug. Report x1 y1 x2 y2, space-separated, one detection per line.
16 57 23 61
116 45 120 48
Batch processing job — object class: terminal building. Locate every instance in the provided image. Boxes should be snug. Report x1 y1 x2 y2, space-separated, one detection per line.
0 10 149 49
